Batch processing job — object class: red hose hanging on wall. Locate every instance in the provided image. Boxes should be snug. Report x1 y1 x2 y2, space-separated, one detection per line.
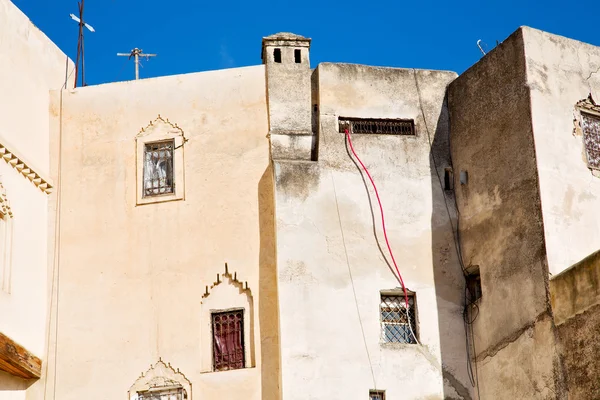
344 129 409 309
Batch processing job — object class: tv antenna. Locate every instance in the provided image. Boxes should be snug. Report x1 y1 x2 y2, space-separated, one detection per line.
477 40 487 56
117 48 157 80
70 0 95 88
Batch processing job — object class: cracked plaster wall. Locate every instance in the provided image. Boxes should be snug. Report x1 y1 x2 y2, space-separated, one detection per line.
449 27 567 399
550 250 600 399
274 62 472 399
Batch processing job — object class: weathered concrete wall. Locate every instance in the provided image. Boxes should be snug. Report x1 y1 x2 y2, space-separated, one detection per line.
46 65 271 400
550 251 600 399
274 62 472 399
448 27 566 399
522 27 600 276
0 0 73 397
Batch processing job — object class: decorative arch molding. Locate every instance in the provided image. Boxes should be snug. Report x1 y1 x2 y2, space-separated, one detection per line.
0 182 13 219
135 115 188 205
128 358 191 400
136 115 186 139
0 182 13 293
200 263 255 372
201 263 253 303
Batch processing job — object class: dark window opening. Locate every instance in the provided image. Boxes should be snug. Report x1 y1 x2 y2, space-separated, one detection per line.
294 49 301 63
370 390 386 400
143 140 174 197
581 112 600 170
339 117 415 135
313 104 318 113
466 269 482 304
212 310 245 371
380 293 417 344
444 167 454 191
273 48 282 63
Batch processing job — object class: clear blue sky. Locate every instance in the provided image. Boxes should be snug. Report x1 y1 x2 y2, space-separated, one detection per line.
12 0 600 86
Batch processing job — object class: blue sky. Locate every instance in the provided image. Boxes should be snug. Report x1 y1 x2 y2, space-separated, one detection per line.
13 0 600 86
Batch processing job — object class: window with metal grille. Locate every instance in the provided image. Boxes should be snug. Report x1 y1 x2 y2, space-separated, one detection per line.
143 140 174 197
339 117 415 135
380 293 417 344
212 310 245 371
582 112 600 170
369 390 385 400
138 386 186 400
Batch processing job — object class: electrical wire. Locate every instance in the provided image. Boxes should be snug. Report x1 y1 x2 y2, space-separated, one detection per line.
344 129 419 345
330 171 378 389
412 69 481 398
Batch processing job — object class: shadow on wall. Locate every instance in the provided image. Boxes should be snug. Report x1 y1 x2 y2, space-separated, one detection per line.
258 165 281 400
0 370 36 392
428 96 476 400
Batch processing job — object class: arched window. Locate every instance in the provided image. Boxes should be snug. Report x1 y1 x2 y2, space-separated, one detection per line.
129 359 191 400
200 264 255 372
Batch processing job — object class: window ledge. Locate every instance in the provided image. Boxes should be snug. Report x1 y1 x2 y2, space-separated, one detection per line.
136 194 184 206
200 366 256 375
380 342 421 350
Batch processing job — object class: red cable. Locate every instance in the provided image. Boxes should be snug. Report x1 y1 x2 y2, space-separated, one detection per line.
345 129 409 309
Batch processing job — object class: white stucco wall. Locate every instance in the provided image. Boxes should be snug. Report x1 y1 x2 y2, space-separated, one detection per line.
274 63 471 399
524 27 600 275
46 65 270 400
0 0 72 372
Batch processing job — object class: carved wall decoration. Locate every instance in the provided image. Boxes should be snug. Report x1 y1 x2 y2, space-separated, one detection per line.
0 142 52 194
128 358 191 400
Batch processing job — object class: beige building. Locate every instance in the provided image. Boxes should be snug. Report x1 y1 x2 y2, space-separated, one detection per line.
0 0 600 398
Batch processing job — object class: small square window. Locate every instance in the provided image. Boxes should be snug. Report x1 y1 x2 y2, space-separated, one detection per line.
212 310 245 371
380 293 417 344
143 140 174 197
581 112 600 170
369 390 385 400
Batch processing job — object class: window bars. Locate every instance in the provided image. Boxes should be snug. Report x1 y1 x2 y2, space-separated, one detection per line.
137 387 185 400
380 294 417 344
212 310 245 371
339 118 415 135
369 390 386 400
582 112 600 170
143 140 174 197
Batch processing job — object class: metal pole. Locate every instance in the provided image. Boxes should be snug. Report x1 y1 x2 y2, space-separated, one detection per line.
134 50 139 80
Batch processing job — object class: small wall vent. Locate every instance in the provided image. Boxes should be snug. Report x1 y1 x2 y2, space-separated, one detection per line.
338 117 415 136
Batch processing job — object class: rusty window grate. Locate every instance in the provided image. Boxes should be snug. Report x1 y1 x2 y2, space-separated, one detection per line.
381 294 417 344
143 140 174 197
369 390 386 400
138 387 186 400
582 112 600 170
339 117 415 135
212 310 245 371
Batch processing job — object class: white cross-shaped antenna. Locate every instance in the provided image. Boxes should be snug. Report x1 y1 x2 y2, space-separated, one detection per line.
70 13 95 32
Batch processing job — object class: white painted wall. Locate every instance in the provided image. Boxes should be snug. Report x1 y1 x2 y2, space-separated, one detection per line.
523 27 600 275
0 0 72 370
274 63 471 400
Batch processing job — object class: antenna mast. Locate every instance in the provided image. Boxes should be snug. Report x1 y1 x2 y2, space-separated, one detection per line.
117 48 157 80
71 0 95 88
